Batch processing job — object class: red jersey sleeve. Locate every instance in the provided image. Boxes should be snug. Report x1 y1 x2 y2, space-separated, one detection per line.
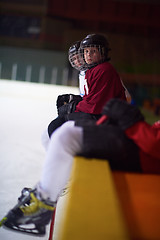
125 121 160 159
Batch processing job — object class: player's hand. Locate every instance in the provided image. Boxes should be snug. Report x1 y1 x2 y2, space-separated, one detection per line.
58 101 77 117
56 94 82 109
102 99 144 130
56 94 72 108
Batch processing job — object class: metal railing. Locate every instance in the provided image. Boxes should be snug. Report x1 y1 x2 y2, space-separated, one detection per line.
0 62 79 87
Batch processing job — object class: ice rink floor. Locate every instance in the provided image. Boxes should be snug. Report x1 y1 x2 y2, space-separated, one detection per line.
0 80 79 240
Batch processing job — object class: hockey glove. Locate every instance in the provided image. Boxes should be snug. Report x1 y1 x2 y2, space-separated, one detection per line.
58 101 77 117
56 94 82 109
102 98 144 130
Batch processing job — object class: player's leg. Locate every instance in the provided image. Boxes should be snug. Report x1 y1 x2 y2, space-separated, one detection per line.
1 121 83 236
48 116 66 137
40 120 83 201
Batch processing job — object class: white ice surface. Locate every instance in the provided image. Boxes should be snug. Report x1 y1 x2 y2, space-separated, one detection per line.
0 80 79 240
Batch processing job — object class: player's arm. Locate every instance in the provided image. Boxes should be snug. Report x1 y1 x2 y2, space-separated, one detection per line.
125 121 160 159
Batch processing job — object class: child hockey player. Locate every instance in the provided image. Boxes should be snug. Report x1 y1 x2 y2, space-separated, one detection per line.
67 40 86 98
47 33 127 136
55 36 131 132
1 99 160 236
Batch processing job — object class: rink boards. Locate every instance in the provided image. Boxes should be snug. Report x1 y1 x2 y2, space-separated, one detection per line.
53 156 160 240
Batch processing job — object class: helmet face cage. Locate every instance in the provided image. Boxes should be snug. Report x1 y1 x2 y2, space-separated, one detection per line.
68 51 85 71
80 44 106 69
68 42 86 71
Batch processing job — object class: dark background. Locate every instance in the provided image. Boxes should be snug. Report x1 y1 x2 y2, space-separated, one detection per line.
0 0 160 108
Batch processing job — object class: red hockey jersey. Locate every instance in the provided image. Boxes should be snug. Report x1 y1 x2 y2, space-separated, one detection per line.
76 62 126 114
125 120 160 174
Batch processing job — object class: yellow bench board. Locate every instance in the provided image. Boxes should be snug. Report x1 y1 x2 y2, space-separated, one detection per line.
56 156 129 240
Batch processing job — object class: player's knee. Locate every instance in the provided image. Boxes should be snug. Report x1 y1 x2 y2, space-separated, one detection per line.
50 121 82 155
50 121 75 146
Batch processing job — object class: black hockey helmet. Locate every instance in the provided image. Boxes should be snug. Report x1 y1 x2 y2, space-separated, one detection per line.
81 34 109 49
80 33 110 69
68 41 86 71
68 41 80 57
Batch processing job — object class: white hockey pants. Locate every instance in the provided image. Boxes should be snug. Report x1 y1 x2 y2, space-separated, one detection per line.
39 121 83 202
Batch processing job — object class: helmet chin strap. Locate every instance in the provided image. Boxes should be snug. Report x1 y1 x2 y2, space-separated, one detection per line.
87 58 106 69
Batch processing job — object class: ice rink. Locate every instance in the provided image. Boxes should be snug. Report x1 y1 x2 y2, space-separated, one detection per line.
0 80 79 240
